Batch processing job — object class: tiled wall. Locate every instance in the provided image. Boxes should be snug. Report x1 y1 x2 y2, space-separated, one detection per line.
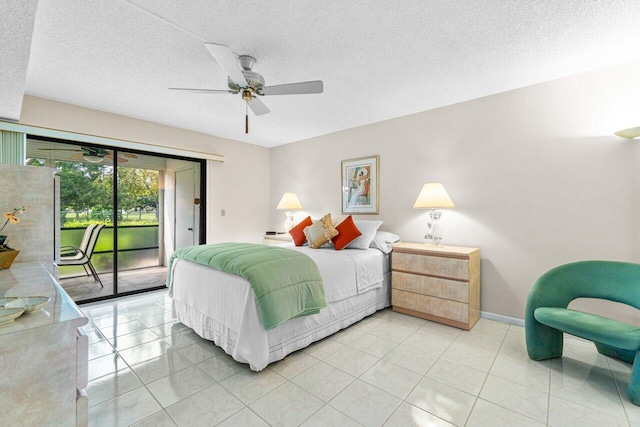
0 164 55 265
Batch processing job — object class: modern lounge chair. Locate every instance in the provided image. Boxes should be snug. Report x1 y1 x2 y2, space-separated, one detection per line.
526 260 640 404
58 224 105 287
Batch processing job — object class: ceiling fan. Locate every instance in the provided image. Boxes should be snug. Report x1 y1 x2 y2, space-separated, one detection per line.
38 147 138 164
170 43 324 133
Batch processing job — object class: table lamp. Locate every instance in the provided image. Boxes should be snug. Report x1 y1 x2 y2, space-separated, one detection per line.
276 192 303 231
413 183 455 246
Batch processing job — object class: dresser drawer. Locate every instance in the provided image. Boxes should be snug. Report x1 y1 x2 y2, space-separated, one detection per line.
392 289 469 323
392 271 469 303
393 252 469 280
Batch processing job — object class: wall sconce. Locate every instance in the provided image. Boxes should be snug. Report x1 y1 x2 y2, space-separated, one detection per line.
413 182 455 247
614 127 640 140
276 192 303 231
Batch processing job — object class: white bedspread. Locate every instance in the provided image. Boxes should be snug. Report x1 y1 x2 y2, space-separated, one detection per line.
169 246 390 370
288 246 388 301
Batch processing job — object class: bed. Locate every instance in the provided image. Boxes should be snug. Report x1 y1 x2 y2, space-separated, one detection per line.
168 244 391 371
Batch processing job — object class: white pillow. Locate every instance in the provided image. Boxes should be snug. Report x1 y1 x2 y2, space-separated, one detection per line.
369 231 401 254
347 220 383 249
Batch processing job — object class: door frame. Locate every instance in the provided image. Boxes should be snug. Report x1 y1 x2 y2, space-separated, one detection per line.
26 134 207 304
174 168 196 251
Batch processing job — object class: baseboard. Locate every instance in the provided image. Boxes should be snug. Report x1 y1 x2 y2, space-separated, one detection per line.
480 311 524 327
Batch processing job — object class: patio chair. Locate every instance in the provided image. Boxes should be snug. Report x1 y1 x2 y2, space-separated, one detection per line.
58 224 105 288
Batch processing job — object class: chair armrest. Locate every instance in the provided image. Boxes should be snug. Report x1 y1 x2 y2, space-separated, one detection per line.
60 247 87 258
60 246 78 256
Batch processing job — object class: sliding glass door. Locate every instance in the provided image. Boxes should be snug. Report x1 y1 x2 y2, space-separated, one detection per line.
116 150 167 294
25 137 204 303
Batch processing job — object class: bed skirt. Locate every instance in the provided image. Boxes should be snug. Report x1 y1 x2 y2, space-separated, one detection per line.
171 262 390 371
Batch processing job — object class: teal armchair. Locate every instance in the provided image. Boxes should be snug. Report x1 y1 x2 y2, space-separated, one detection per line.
525 260 640 404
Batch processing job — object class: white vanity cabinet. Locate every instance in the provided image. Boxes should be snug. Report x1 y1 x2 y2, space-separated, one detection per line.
0 263 89 426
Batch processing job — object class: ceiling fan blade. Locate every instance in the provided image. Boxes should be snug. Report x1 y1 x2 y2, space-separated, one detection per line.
204 43 248 88
247 97 271 116
169 87 235 94
260 80 323 96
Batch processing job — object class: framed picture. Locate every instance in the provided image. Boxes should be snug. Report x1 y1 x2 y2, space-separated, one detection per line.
341 155 379 214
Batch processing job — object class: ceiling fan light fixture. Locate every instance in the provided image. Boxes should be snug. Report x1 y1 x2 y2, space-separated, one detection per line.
83 155 105 163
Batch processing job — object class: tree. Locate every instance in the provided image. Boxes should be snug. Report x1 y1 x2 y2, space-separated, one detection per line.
117 168 159 220
56 162 113 222
32 160 159 225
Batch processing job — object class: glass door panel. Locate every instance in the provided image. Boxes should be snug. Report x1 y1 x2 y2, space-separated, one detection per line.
26 140 117 302
116 150 167 293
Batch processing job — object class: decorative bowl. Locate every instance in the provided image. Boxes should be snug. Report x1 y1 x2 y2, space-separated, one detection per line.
0 307 26 325
0 297 18 306
3 296 50 313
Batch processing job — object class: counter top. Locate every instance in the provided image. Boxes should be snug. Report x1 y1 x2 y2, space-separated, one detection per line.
392 242 479 256
0 262 87 336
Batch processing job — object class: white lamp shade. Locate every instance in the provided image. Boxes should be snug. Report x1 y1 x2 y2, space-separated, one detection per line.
413 183 455 209
276 192 303 210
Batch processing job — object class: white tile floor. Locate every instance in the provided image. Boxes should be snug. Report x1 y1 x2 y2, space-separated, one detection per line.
81 291 640 426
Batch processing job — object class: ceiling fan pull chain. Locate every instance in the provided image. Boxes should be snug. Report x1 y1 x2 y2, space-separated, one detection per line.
245 102 249 134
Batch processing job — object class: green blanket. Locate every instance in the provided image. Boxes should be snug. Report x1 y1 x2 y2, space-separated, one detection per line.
167 243 326 330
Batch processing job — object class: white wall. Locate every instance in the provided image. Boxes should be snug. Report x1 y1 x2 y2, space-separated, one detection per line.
271 60 640 321
20 95 270 246
17 61 640 322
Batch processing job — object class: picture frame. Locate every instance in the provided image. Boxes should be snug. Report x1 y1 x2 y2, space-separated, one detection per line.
341 155 379 215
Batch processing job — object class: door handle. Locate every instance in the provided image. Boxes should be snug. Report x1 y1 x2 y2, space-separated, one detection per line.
188 227 193 231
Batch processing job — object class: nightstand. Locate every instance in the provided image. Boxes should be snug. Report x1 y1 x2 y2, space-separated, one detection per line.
391 242 480 330
262 234 293 246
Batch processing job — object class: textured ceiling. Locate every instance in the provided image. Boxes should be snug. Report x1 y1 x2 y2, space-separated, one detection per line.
0 0 38 121
15 0 640 147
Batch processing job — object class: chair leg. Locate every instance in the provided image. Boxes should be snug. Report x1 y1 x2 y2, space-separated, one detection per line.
87 261 104 288
82 264 91 278
595 342 635 364
525 317 564 361
628 351 640 405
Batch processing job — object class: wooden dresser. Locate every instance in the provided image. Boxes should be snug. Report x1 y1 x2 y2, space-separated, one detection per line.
391 242 480 330
0 263 89 426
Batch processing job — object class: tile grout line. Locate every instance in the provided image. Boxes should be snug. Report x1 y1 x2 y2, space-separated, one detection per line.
85 301 200 425
84 296 631 427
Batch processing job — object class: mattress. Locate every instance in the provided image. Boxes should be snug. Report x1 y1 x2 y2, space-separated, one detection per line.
169 246 391 371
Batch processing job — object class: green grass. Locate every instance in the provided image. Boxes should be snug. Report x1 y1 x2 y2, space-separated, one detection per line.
62 211 159 228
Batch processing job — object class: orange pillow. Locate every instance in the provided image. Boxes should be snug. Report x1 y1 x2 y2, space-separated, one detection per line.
332 215 362 250
289 216 313 246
